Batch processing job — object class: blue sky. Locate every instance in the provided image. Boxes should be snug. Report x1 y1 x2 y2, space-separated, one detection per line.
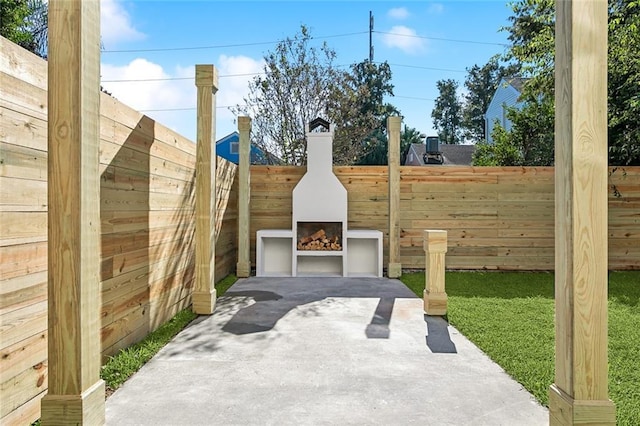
100 0 514 143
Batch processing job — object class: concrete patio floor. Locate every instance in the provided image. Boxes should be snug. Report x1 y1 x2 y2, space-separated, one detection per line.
105 277 548 425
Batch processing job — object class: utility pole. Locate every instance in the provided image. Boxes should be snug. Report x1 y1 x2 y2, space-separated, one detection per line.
369 11 374 62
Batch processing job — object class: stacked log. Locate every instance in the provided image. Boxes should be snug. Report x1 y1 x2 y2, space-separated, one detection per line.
297 229 342 251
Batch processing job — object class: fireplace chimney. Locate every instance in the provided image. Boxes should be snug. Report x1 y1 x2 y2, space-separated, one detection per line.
291 118 348 276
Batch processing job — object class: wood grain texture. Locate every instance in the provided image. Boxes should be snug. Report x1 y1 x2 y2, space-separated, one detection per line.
193 64 219 314
387 117 402 277
236 116 251 277
423 230 447 315
44 0 102 397
551 0 614 424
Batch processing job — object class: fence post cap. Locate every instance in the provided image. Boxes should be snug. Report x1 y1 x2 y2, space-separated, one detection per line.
423 230 447 252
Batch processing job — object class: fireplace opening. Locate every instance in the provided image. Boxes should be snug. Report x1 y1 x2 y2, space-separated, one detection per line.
296 221 343 251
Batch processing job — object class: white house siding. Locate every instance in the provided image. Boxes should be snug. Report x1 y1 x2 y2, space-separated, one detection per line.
485 78 523 144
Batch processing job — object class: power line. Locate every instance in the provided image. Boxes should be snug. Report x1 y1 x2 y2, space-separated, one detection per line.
101 72 264 83
101 63 466 84
102 31 368 53
102 29 507 55
394 95 435 101
373 30 509 47
140 105 237 112
138 93 435 113
381 63 466 74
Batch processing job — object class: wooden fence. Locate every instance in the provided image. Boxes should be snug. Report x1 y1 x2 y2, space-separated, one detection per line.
1 37 238 424
250 165 640 271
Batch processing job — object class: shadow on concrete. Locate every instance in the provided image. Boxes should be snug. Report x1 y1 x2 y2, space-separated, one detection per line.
365 297 394 339
220 277 416 339
424 315 457 354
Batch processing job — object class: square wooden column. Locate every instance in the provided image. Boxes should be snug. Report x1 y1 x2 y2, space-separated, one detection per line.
236 116 252 277
550 0 615 424
423 230 447 316
387 116 402 278
41 0 106 424
193 65 218 314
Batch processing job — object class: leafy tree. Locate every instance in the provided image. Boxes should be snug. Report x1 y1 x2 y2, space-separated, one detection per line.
328 61 399 164
0 0 32 47
608 0 640 165
25 0 47 58
355 129 388 165
354 124 416 165
473 125 522 166
234 26 342 165
473 93 554 166
235 29 403 166
509 94 554 166
462 56 521 142
503 0 554 97
502 0 640 166
0 0 47 58
431 79 463 144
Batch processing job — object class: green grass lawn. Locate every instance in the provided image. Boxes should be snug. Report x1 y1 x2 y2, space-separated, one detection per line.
400 270 640 426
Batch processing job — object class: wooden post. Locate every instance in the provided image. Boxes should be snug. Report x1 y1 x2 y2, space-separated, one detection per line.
193 64 218 314
423 230 447 316
387 116 402 278
550 1 615 424
40 1 106 424
236 116 252 277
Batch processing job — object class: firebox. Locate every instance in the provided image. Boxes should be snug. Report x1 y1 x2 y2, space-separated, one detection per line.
296 222 343 251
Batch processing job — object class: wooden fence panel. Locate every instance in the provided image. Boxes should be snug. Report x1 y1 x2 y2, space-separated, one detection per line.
1 36 238 424
249 165 640 272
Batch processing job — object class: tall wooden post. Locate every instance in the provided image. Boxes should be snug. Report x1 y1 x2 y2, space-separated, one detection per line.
423 230 447 316
193 65 218 314
236 116 252 277
387 116 402 278
550 1 615 424
41 1 105 424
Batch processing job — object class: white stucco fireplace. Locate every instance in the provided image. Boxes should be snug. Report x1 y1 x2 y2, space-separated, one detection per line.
256 119 382 277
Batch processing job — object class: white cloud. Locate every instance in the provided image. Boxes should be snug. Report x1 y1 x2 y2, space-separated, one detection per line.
100 59 196 138
99 55 265 142
101 59 192 111
388 7 410 20
381 25 427 55
100 0 145 46
215 54 265 129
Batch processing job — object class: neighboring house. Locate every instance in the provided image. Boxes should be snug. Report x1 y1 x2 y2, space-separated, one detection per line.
405 143 425 166
484 77 527 144
404 143 476 166
216 132 274 165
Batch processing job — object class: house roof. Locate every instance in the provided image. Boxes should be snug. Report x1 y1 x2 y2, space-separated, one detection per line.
216 131 239 145
405 143 476 166
503 77 528 94
440 144 476 165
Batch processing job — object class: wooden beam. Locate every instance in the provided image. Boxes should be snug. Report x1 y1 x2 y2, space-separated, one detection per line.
236 116 251 277
193 65 218 314
40 0 106 424
387 116 402 277
550 1 615 424
423 230 447 315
